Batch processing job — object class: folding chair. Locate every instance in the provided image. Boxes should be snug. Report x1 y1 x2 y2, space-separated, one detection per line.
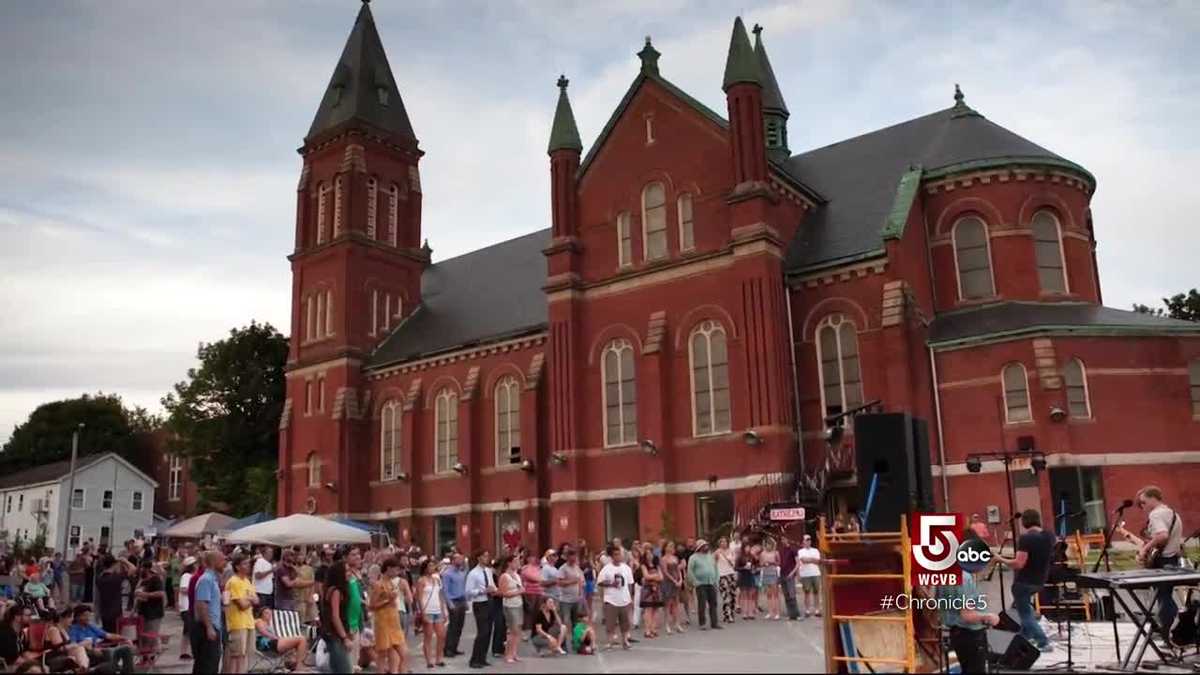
249 609 315 673
117 615 160 670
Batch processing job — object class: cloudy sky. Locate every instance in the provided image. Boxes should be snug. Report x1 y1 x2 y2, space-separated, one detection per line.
1 0 1197 443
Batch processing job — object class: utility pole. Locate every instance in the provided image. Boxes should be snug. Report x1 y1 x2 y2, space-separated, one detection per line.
62 423 83 559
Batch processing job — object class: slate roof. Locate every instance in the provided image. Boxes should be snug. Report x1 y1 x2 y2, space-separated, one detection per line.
0 453 108 490
928 302 1200 346
306 2 416 144
368 229 551 368
781 102 1092 273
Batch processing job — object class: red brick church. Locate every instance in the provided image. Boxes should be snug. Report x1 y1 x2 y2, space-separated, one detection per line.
278 2 1200 553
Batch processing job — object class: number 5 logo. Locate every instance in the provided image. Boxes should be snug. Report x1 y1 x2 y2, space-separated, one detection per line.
913 513 960 572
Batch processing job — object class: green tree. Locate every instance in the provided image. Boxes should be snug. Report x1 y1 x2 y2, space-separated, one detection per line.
1133 288 1200 322
0 393 145 472
162 322 287 516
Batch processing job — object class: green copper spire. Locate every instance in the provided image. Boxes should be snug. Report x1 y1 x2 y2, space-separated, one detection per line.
752 24 788 115
548 75 583 154
722 17 761 91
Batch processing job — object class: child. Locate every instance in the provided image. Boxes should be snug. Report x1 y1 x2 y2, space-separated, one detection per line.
572 615 596 655
23 570 53 614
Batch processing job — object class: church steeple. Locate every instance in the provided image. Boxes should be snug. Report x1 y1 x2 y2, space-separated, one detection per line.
547 75 582 153
722 17 767 186
722 17 761 91
753 24 790 162
306 0 416 145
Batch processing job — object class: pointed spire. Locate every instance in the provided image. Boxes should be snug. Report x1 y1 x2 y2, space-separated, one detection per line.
752 24 788 116
306 1 416 144
638 36 661 76
722 17 761 91
548 75 583 154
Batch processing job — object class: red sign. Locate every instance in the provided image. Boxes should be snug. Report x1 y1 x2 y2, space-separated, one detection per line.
768 507 805 521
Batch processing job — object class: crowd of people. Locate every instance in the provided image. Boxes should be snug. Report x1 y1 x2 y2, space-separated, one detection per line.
0 528 826 673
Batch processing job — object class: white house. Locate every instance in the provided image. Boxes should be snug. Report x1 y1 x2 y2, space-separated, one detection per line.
0 452 157 555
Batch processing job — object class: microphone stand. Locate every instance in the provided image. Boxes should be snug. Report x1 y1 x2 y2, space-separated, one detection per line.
1093 505 1130 574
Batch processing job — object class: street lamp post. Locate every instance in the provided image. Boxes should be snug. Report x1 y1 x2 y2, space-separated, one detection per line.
62 423 83 559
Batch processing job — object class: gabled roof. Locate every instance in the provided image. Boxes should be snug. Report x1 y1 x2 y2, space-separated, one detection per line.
306 2 416 144
0 452 158 491
368 229 550 368
928 302 1200 348
782 100 1093 273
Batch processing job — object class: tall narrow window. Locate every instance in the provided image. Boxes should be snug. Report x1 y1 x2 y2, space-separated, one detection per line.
318 377 326 413
383 293 392 331
366 177 378 239
394 295 403 321
435 389 459 473
617 212 632 267
645 116 655 144
1063 358 1091 419
1032 210 1068 293
370 289 378 336
132 491 144 511
71 489 84 509
68 526 81 549
1003 363 1032 423
388 184 400 246
602 340 637 447
1190 359 1200 417
333 175 345 236
307 453 321 487
691 321 731 436
305 381 313 415
380 401 401 481
953 216 995 300
495 376 522 465
678 193 695 251
642 182 667 261
316 182 330 244
325 290 333 337
816 314 864 418
102 490 113 510
305 296 315 342
315 292 325 339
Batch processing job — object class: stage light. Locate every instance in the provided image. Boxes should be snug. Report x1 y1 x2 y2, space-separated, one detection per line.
452 462 468 475
742 430 763 447
1049 406 1067 422
519 459 535 473
966 456 983 474
641 439 658 455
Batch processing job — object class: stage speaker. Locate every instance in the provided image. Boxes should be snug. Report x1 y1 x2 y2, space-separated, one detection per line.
854 413 934 531
986 629 1040 670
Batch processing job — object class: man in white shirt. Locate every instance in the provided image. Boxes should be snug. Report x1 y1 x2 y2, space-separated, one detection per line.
1138 486 1184 641
252 546 276 608
796 534 822 619
596 545 634 650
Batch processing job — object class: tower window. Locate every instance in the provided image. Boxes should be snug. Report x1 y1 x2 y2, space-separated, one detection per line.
645 116 655 144
678 193 695 251
316 183 330 245
953 216 995 300
366 178 378 239
1032 210 1068 293
1002 363 1032 423
331 85 343 107
324 289 333 337
333 175 345 237
388 184 400 246
377 87 389 106
1063 358 1091 419
370 289 378 337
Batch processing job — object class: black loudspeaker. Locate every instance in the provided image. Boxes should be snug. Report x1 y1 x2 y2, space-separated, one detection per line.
854 413 935 532
986 629 1041 670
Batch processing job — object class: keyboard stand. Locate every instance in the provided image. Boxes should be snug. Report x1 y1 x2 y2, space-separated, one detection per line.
1099 584 1177 672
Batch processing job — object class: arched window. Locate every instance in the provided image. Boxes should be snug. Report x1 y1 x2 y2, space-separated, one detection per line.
953 216 995 300
1063 358 1091 419
366 177 378 239
617 212 632 267
316 182 330 244
495 376 521 465
333 175 345 237
1002 363 1031 423
380 400 401 481
307 453 321 487
435 389 459 473
816 314 864 418
642 182 667 261
602 340 637 447
388 183 400 246
691 321 731 436
1032 210 1068 293
678 193 695 251
1190 359 1200 417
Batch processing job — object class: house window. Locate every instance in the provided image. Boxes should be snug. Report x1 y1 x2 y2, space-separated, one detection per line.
99 526 111 548
691 321 731 436
816 314 864 418
380 400 401 481
642 182 667 261
1003 363 1032 423
68 526 81 549
953 216 995 300
71 489 84 510
1190 359 1200 417
1032 210 1068 293
305 381 313 415
435 389 459 473
1063 358 1091 419
307 453 321 487
678 193 695 251
388 184 400 246
4 496 10 513
495 376 521 465
617 212 632 267
102 490 114 511
602 339 637 447
132 491 144 511
168 455 183 501
316 182 330 244
366 177 378 239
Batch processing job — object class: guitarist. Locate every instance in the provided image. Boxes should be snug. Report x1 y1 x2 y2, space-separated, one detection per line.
1137 486 1184 642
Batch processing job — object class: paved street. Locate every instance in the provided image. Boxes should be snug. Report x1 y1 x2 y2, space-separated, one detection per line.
149 608 827 673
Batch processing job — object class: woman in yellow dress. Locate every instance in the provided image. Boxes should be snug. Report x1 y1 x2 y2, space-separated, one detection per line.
370 557 409 674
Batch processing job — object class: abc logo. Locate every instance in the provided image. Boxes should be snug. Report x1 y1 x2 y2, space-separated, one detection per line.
956 538 993 573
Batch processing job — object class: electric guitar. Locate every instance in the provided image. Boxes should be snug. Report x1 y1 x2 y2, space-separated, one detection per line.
1114 520 1165 568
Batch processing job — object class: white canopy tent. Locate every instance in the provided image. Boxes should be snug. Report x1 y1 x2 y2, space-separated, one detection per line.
225 514 371 546
162 512 236 539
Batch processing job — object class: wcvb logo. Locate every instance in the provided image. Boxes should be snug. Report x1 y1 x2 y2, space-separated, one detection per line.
911 513 984 586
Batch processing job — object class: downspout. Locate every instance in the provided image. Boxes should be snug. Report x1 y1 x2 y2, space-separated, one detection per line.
929 345 950 510
785 284 805 483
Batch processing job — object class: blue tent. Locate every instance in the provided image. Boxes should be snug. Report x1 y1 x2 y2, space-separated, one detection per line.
226 512 271 532
329 516 388 535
